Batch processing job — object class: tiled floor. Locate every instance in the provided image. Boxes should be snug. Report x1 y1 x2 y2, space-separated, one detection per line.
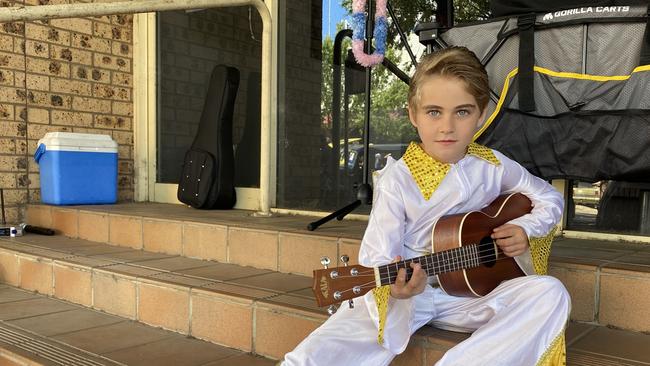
0 285 275 366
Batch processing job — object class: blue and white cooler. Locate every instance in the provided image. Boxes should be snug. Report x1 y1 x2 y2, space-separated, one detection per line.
34 132 118 205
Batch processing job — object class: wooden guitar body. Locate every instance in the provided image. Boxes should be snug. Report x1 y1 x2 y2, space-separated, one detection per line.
433 193 532 297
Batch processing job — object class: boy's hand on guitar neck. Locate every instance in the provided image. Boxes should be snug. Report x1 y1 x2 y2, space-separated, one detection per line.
491 224 529 257
390 256 427 299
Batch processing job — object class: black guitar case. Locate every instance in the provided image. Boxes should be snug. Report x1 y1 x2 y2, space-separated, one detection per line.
177 65 239 209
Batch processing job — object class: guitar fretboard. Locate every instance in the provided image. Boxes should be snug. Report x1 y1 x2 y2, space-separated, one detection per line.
377 244 486 286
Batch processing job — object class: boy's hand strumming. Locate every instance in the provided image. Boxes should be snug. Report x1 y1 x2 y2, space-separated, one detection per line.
390 256 427 299
491 224 529 257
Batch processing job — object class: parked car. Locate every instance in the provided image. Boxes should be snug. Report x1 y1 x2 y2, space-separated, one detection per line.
572 181 604 208
340 143 408 178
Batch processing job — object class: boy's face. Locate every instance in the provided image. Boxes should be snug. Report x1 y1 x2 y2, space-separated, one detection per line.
408 75 487 164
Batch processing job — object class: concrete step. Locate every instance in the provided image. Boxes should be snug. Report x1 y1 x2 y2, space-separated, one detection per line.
548 238 650 333
394 321 650 366
2 284 650 366
0 234 328 360
26 203 366 277
22 203 650 345
0 284 276 366
2 232 650 365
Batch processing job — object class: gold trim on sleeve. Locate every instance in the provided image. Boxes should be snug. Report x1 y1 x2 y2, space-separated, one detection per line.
372 285 391 345
529 227 557 275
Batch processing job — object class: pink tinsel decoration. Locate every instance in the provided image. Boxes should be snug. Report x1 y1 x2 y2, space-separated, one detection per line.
351 0 388 67
375 0 387 17
352 0 365 13
352 40 384 67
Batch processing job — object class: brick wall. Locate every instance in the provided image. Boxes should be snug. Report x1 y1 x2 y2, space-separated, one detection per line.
0 0 134 222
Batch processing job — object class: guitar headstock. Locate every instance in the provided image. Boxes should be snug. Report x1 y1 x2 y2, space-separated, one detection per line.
312 258 376 307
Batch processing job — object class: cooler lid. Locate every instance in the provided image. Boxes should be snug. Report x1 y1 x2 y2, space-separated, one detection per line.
36 132 118 152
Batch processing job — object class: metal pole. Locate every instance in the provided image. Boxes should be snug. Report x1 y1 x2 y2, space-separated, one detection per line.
333 29 353 208
386 2 417 67
362 0 373 187
0 0 273 216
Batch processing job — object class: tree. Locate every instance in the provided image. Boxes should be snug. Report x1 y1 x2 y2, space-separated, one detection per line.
341 0 490 31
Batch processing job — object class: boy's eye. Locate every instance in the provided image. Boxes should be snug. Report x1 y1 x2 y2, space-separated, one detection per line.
457 109 470 117
427 110 440 117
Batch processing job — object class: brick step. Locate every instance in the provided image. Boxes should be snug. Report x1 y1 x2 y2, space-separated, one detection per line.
25 203 650 334
0 234 328 360
2 281 650 366
1 234 650 364
548 238 650 333
0 233 535 364
0 233 472 364
26 203 366 277
0 284 276 366
394 321 650 365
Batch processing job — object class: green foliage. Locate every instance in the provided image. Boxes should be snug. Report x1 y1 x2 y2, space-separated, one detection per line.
321 31 413 145
340 0 490 30
455 0 491 23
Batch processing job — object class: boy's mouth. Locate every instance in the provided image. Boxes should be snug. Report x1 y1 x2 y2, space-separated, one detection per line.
436 139 457 145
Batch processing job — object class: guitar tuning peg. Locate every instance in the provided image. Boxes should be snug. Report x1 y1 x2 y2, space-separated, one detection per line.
348 299 354 309
320 256 331 269
327 304 338 315
340 254 349 266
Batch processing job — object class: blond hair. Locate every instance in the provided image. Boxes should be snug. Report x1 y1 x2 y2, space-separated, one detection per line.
408 46 489 112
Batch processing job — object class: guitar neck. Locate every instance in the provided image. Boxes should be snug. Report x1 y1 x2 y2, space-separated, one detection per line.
375 244 484 287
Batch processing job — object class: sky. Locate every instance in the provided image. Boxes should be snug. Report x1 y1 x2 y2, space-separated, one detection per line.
322 0 349 39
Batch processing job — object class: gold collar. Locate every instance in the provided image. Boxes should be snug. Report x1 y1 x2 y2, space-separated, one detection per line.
402 142 500 200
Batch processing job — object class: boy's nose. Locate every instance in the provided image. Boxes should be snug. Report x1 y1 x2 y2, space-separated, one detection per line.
438 115 454 133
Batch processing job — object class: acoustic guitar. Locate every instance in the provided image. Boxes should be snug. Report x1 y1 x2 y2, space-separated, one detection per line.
312 193 532 307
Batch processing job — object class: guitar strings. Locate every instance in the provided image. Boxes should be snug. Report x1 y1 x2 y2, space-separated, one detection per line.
329 248 522 299
347 245 504 277
334 245 515 282
395 245 503 272
381 247 513 282
324 243 527 301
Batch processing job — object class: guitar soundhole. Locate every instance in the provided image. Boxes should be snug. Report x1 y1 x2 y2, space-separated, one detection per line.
478 236 497 268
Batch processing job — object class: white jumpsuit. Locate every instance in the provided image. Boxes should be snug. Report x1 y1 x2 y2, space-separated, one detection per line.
283 143 570 366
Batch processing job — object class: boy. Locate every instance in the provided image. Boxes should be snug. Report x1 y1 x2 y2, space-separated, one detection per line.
282 46 570 366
